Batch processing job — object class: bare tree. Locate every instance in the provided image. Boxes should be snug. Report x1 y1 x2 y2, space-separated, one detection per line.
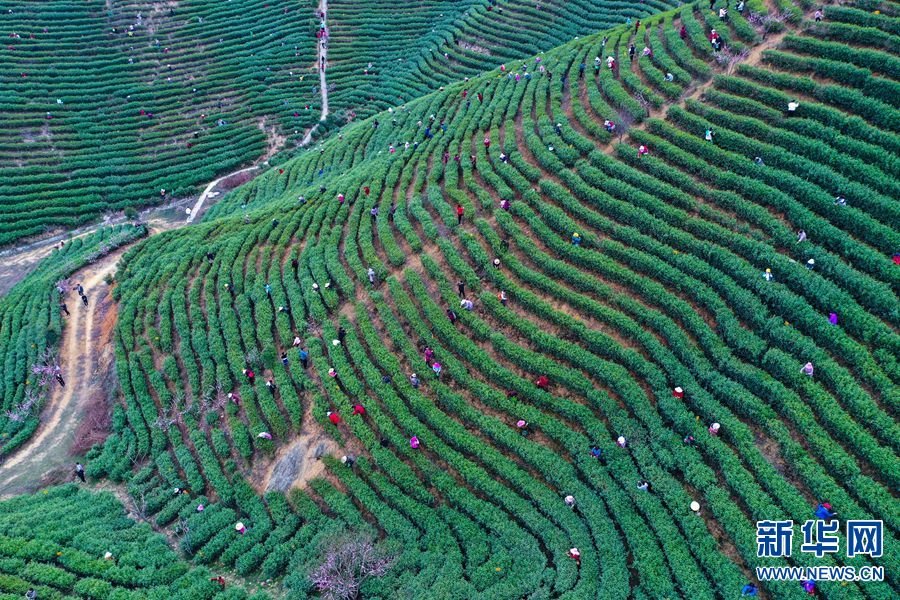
31 350 61 387
714 45 752 74
748 10 791 40
5 388 40 422
617 110 636 144
130 491 149 521
634 92 652 118
55 279 72 295
308 533 396 600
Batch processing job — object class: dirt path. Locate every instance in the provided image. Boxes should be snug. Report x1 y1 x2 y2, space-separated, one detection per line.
186 166 259 224
300 0 330 146
0 250 124 498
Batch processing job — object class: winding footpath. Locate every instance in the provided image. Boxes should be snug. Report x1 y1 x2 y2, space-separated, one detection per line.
300 0 330 146
0 252 123 497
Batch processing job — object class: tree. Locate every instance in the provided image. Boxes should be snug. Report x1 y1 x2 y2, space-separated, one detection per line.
748 10 791 40
714 45 751 75
308 533 396 600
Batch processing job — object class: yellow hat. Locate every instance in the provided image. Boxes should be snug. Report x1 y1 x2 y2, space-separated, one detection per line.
765 268 771 273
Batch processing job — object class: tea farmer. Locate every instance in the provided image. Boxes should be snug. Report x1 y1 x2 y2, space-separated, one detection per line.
815 502 836 520
567 547 581 566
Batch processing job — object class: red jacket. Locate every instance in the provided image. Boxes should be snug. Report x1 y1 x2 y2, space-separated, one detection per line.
536 375 550 388
456 205 464 216
328 412 341 425
352 405 366 416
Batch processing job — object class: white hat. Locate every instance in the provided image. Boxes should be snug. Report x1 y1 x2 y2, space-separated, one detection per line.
690 501 701 513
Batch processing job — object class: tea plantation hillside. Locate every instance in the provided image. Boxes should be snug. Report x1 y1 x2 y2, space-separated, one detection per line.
0 484 267 599
63 0 900 597
0 0 679 247
0 224 146 459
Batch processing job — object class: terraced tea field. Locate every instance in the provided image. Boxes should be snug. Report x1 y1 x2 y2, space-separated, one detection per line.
0 0 897 598
0 0 678 247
